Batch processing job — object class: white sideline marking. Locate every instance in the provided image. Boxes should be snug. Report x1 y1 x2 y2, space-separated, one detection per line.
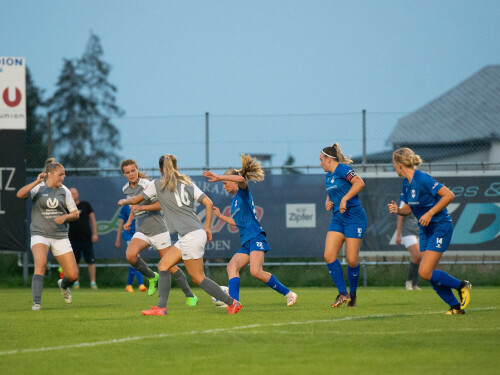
0 307 497 356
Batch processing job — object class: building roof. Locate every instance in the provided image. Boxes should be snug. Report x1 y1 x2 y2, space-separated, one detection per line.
387 65 500 145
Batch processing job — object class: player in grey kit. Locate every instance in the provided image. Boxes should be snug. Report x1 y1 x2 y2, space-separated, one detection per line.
396 209 421 290
118 154 242 315
119 159 197 305
16 158 79 310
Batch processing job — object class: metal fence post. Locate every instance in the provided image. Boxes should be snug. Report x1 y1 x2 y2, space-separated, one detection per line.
362 257 367 287
205 112 209 170
362 109 366 165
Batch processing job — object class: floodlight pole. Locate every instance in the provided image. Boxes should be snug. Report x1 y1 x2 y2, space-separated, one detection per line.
205 112 209 170
362 109 367 165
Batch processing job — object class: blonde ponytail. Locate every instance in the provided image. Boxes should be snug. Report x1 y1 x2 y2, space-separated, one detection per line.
159 154 192 191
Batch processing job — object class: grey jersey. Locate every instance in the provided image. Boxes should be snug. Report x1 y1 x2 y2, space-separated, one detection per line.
29 182 77 239
122 178 168 237
399 201 419 237
142 179 206 236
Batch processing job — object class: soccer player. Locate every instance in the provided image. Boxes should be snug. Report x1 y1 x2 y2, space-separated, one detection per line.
115 204 147 292
388 147 471 315
395 212 421 290
118 154 241 315
16 158 79 310
68 187 99 289
202 154 297 307
320 143 367 308
119 159 197 305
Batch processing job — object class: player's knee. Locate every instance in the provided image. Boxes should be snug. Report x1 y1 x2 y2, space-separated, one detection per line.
125 251 137 264
324 254 336 264
65 269 79 281
418 267 432 280
249 267 263 279
190 274 204 285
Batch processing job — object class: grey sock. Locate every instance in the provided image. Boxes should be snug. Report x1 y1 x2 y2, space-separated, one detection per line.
60 276 74 289
172 269 194 298
200 277 234 305
157 271 172 308
32 274 44 304
133 258 155 279
410 262 420 286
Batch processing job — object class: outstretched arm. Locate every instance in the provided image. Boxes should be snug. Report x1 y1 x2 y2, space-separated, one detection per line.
118 194 144 206
212 206 237 226
203 171 247 190
16 173 46 199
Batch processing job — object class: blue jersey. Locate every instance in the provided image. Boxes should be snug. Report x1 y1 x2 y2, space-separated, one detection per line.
118 205 136 241
400 169 452 225
231 185 265 245
325 163 361 213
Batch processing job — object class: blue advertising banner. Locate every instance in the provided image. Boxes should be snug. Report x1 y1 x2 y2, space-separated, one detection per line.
25 174 500 259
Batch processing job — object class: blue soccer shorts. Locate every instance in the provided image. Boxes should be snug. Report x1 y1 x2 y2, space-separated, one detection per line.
328 205 367 239
236 233 271 255
419 221 453 253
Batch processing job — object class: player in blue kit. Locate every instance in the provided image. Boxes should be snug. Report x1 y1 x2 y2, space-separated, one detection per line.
203 154 298 307
388 148 471 315
320 143 367 308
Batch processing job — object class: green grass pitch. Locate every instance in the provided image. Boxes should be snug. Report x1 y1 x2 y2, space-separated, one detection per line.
0 286 498 374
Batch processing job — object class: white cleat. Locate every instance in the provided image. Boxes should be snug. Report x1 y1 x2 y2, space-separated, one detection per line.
286 291 297 307
32 303 41 311
57 279 72 304
405 281 413 290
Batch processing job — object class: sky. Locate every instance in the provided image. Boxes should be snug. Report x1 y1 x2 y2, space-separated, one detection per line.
2 1 500 170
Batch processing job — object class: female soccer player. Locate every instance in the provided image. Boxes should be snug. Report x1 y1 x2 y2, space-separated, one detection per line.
16 158 79 310
115 204 147 292
118 154 241 315
320 143 367 308
202 155 297 306
388 148 471 314
119 159 197 305
396 212 421 290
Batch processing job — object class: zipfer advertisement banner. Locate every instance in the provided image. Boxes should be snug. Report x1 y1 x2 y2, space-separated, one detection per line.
24 174 499 259
0 57 26 252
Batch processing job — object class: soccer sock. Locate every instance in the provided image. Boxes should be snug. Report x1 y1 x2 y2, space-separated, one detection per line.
200 277 234 306
410 262 420 287
265 274 290 296
60 276 74 289
157 271 171 308
136 269 144 285
347 264 360 297
228 277 240 301
430 280 460 307
327 260 347 295
127 266 135 285
430 269 461 289
132 258 155 279
406 262 416 282
172 268 194 297
32 274 44 304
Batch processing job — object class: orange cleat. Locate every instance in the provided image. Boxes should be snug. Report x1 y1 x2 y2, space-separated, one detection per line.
138 284 147 292
227 300 242 314
125 285 134 293
142 306 167 316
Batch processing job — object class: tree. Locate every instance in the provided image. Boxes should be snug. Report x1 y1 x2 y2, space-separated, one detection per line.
48 32 124 168
25 67 48 169
282 154 302 174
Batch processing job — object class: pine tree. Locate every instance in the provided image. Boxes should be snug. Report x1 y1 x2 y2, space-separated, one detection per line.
26 67 48 169
48 32 123 168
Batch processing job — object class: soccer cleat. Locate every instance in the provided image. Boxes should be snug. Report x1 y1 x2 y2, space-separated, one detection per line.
286 291 297 307
90 282 98 290
445 308 465 315
32 303 41 311
405 281 413 290
57 279 72 304
458 280 471 310
125 285 134 293
227 300 242 314
138 284 147 292
73 281 80 290
142 306 167 316
347 294 357 307
412 285 422 291
186 295 199 306
331 293 350 308
148 272 159 296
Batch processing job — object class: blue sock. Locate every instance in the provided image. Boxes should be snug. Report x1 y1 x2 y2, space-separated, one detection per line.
327 260 347 295
228 277 240 301
430 269 460 289
430 280 460 307
127 266 135 285
348 264 360 296
266 274 290 296
135 269 144 285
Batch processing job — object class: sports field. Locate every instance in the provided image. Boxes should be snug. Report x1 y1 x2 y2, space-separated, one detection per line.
0 286 498 375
